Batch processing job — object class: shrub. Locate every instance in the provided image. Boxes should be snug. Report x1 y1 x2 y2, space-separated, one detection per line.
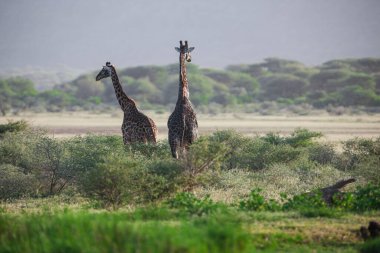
0 128 46 172
351 184 380 211
308 143 337 165
227 129 321 171
341 137 380 168
283 128 322 148
282 191 327 211
261 128 322 148
32 136 77 195
0 164 38 200
129 140 171 159
230 139 301 170
360 238 380 253
166 192 220 216
180 131 245 188
206 130 247 170
65 134 125 175
337 137 380 183
78 152 140 209
239 189 281 211
132 159 184 203
0 120 29 137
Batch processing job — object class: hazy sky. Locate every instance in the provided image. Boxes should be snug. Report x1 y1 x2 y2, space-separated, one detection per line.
1 0 380 70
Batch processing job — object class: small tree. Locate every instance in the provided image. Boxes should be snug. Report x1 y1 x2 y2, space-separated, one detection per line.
0 164 38 200
33 137 75 195
78 152 140 209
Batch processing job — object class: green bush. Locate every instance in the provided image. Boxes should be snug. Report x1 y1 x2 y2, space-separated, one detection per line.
0 128 45 172
133 159 184 203
230 139 301 170
239 189 281 211
65 134 125 175
78 152 139 209
282 191 327 211
282 128 322 148
0 120 29 137
351 184 380 211
32 136 77 195
337 137 380 183
360 238 380 253
166 192 221 216
0 164 38 200
163 131 248 190
226 129 321 171
308 143 337 165
129 140 171 159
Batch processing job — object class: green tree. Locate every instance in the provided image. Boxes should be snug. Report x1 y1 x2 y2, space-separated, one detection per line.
74 75 105 99
0 78 37 115
260 74 308 100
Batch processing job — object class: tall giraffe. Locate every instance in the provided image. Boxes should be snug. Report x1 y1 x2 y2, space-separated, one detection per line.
96 62 158 144
167 41 198 158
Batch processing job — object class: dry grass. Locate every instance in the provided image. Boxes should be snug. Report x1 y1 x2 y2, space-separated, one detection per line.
244 211 380 247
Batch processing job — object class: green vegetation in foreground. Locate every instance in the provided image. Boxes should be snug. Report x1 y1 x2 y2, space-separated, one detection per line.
0 206 379 253
1 122 380 252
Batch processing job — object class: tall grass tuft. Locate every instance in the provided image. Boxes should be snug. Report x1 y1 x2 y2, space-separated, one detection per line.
0 210 253 253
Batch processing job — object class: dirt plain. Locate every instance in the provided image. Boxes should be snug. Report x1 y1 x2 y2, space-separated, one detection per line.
1 111 380 143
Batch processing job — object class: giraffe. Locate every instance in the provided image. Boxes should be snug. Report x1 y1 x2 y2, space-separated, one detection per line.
167 41 198 159
96 62 158 144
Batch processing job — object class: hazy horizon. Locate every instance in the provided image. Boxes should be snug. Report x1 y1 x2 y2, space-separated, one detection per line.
1 0 380 71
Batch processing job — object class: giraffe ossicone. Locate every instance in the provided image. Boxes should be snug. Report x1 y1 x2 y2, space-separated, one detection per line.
167 41 198 159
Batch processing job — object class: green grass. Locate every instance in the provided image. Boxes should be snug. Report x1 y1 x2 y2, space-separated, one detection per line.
0 207 378 253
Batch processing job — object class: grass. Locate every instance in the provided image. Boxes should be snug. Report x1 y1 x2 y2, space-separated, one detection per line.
0 202 378 253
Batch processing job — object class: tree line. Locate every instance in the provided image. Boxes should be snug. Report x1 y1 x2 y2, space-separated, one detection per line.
1 58 380 115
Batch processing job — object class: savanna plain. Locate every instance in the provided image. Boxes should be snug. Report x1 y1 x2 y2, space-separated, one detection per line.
1 112 380 253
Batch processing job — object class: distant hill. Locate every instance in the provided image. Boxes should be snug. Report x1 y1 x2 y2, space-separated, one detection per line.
58 58 380 108
1 58 380 115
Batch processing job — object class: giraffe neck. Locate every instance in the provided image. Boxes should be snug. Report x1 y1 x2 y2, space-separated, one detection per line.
177 52 189 103
109 66 137 113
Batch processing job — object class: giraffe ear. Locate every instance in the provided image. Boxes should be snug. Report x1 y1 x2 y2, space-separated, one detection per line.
188 47 195 52
175 47 181 52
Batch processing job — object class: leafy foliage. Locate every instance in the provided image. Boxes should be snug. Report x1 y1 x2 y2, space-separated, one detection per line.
2 58 380 114
166 192 221 216
0 126 379 216
350 184 380 211
360 238 380 253
239 189 281 211
0 164 38 200
0 120 29 137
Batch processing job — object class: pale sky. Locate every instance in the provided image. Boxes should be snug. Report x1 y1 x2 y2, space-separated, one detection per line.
0 0 379 70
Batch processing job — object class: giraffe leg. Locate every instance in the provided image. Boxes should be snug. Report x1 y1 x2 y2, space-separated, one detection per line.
169 135 179 159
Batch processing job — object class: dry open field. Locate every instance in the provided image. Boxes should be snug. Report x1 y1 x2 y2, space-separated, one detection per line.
1 111 380 143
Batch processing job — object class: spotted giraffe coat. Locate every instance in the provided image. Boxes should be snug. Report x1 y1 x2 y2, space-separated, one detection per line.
167 42 198 158
96 63 158 144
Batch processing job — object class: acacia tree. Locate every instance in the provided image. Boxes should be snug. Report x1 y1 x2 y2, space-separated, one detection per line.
33 137 76 195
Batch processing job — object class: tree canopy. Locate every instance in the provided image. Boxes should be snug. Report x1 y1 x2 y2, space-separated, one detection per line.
1 58 380 114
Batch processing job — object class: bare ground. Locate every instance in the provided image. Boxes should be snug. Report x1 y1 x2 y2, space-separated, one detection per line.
1 111 380 143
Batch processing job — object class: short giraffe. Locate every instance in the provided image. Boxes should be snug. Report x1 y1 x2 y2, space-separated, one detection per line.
96 62 158 144
167 41 198 158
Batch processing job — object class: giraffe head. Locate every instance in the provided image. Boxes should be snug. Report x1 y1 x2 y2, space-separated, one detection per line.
175 40 194 62
96 62 113 81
